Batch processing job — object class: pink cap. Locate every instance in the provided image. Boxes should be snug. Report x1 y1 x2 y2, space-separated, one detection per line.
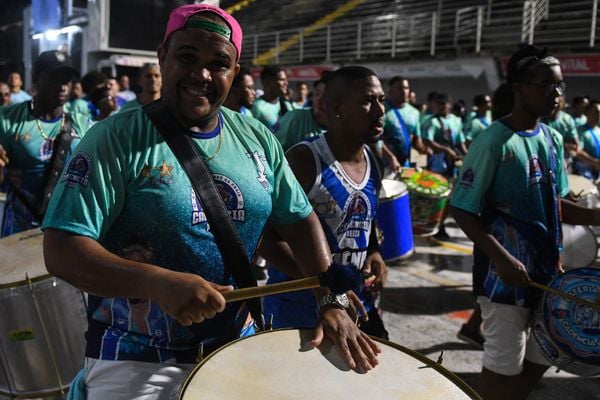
163 4 242 61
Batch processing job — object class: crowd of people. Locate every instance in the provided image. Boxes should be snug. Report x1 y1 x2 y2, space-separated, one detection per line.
0 3 599 400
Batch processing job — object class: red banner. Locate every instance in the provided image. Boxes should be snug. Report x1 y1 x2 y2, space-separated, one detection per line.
500 54 600 76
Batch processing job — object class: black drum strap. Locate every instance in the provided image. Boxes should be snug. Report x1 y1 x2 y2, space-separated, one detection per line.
143 99 264 331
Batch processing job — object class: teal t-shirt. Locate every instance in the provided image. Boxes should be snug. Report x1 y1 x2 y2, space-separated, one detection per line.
423 114 465 146
542 111 578 143
118 99 141 113
275 108 325 151
64 98 91 117
577 124 600 158
466 114 492 141
251 97 293 131
41 106 312 362
451 121 569 306
0 101 90 236
383 102 421 164
573 114 587 129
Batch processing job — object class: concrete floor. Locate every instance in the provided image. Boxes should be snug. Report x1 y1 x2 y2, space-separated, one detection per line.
381 221 600 400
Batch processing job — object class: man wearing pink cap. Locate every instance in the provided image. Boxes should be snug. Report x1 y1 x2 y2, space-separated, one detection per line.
42 4 379 399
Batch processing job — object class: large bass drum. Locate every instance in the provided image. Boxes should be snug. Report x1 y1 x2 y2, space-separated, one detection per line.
532 268 600 376
0 229 87 398
179 329 481 399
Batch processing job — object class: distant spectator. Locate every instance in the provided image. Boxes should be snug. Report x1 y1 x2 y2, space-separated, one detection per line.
7 72 31 104
408 90 417 106
251 65 294 130
466 94 492 145
223 67 255 116
420 90 438 126
571 95 590 128
117 74 137 102
541 95 579 153
106 76 127 109
119 63 162 112
90 86 117 121
293 81 309 108
452 99 468 124
0 82 12 108
81 71 107 118
573 101 600 179
64 78 90 116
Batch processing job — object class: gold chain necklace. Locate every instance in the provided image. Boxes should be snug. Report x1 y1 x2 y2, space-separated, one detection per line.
203 115 223 161
30 98 65 140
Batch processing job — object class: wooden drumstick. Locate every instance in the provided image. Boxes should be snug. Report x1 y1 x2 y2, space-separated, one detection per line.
223 276 321 303
529 281 600 309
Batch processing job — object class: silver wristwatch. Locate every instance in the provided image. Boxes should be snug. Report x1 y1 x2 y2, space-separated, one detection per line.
317 293 350 311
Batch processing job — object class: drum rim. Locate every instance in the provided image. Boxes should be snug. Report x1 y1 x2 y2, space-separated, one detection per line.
177 328 482 400
0 273 52 289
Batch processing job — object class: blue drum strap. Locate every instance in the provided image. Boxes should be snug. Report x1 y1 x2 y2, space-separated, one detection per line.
588 126 600 158
540 123 562 269
389 102 412 164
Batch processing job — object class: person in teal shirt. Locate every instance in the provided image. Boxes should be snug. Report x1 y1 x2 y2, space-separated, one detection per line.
251 65 294 130
541 96 579 151
41 5 379 398
223 67 256 117
571 95 590 129
423 92 467 178
465 94 492 145
119 63 162 113
275 76 327 151
573 101 600 179
0 51 89 237
382 76 425 166
451 45 600 400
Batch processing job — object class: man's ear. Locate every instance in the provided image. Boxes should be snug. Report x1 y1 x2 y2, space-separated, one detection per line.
157 44 167 68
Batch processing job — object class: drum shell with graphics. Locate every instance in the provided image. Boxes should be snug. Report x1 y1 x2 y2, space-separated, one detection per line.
0 229 87 398
398 168 451 236
532 268 600 376
179 329 481 399
377 179 414 262
568 174 599 209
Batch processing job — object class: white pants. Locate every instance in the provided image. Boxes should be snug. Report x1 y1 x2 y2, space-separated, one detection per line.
84 358 195 400
478 296 551 376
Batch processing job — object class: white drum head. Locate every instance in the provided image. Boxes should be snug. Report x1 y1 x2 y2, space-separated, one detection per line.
180 329 477 400
568 174 598 200
561 224 597 270
0 228 47 286
379 179 408 200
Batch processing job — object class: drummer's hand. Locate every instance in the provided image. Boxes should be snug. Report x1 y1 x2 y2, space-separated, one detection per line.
494 254 530 287
311 308 381 371
389 156 401 173
0 145 8 182
362 251 388 293
445 147 458 161
152 270 233 326
345 290 369 323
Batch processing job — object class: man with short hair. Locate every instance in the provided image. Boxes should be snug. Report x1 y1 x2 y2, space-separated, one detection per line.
0 51 89 237
119 63 162 112
465 94 492 145
262 66 389 339
251 64 293 130
274 75 328 151
571 95 590 128
7 72 31 104
41 5 379 398
223 67 255 116
117 74 137 102
383 76 425 166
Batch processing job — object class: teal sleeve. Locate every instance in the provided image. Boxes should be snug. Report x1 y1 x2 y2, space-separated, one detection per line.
264 132 313 226
450 137 500 214
41 119 128 240
414 117 422 138
552 129 570 198
423 119 436 141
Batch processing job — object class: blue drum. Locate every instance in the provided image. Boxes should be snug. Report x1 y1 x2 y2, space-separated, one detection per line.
377 179 414 262
532 267 600 376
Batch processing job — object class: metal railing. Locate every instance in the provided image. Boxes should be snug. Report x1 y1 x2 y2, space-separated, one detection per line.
240 0 599 66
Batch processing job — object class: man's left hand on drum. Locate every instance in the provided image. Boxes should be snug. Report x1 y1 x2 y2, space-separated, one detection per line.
311 307 381 371
149 270 233 326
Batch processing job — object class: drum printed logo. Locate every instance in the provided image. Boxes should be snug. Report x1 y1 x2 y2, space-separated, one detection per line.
191 174 245 227
61 153 92 188
459 168 475 188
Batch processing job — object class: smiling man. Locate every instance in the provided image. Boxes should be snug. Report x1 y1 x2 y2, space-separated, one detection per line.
0 51 88 237
42 5 379 399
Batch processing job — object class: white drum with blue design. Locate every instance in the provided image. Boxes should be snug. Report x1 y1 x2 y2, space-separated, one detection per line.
532 267 600 376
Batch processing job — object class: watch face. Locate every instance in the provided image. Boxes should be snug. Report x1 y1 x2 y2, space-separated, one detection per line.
336 294 350 308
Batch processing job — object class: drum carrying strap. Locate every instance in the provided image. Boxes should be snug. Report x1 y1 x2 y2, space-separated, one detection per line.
143 99 265 331
10 114 74 222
